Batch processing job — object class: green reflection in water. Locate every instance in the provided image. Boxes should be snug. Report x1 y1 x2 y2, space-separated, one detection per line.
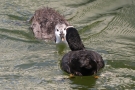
0 0 135 90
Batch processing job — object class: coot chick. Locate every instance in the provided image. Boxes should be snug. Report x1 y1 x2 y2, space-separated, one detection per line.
30 7 69 43
61 27 104 76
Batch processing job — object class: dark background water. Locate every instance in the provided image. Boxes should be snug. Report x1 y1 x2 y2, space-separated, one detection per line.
0 0 135 89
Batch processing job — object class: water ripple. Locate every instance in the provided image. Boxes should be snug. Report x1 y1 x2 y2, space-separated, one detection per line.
0 0 135 90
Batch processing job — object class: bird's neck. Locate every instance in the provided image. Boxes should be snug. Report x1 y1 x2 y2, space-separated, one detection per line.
67 39 85 51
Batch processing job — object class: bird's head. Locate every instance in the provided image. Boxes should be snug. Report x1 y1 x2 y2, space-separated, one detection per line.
55 23 67 44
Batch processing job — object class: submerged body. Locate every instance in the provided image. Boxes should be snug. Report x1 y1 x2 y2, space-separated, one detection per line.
30 7 69 42
61 27 104 76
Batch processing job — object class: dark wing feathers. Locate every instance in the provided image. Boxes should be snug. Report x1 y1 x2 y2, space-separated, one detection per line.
61 50 104 76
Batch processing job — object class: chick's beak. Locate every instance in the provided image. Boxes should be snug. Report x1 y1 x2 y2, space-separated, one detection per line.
60 31 65 41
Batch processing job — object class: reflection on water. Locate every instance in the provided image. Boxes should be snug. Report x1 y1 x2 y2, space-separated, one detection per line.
0 0 135 89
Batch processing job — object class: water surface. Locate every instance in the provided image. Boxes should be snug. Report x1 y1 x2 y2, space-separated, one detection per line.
0 0 135 89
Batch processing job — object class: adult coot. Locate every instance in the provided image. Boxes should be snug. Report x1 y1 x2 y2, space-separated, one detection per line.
61 27 104 77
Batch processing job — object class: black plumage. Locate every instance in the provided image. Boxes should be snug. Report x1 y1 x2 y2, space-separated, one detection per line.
61 27 104 76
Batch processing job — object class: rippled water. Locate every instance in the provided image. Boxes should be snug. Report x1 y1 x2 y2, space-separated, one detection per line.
0 0 135 89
